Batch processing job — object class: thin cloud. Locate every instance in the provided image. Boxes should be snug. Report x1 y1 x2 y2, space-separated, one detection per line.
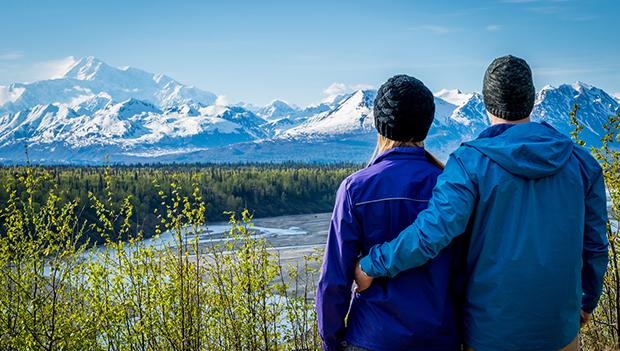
500 0 569 3
563 15 598 22
528 6 561 14
205 95 229 115
0 51 24 61
34 56 77 80
0 56 76 84
412 25 456 34
485 25 502 32
534 66 600 77
215 95 228 106
500 0 541 3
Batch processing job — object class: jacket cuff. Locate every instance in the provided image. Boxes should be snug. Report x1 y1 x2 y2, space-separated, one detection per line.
360 253 385 278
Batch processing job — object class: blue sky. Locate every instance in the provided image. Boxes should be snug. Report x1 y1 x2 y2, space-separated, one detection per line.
1 0 618 106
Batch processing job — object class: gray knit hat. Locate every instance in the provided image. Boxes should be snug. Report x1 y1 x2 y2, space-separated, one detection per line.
483 55 535 121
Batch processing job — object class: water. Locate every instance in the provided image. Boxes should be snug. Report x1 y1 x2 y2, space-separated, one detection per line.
82 212 331 267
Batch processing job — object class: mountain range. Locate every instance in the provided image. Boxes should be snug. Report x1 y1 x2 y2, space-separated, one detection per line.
0 56 618 164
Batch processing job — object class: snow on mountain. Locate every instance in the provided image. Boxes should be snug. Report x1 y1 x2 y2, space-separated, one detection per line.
0 104 79 145
0 56 217 113
283 90 376 139
262 118 300 137
532 82 619 145
256 100 300 121
0 98 269 163
434 89 473 107
0 56 617 164
614 92 620 102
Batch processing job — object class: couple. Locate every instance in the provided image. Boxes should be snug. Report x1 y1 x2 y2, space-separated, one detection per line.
316 55 609 351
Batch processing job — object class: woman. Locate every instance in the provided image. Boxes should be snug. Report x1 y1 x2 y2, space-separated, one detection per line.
316 75 459 351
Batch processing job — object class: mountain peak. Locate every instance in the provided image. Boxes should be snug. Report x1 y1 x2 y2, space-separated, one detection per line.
540 84 556 92
434 88 472 106
270 99 292 106
108 98 162 118
350 89 376 102
62 56 109 80
435 88 462 96
256 99 299 120
571 81 593 91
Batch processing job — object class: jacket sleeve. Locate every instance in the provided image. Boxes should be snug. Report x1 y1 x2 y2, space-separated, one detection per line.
316 179 362 351
360 154 477 278
581 168 609 313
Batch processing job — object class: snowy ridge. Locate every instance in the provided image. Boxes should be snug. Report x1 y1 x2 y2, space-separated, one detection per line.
283 90 376 139
532 82 620 144
0 57 618 164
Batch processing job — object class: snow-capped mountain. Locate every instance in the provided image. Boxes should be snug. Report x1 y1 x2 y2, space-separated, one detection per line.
0 57 617 164
283 90 376 139
531 82 620 146
0 98 269 162
0 56 217 114
255 100 300 121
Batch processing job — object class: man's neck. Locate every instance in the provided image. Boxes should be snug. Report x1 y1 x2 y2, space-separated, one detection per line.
488 113 531 126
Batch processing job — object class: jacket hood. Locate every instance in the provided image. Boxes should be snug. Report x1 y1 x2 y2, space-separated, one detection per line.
463 122 574 179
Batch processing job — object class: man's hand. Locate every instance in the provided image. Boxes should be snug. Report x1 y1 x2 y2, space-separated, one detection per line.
354 261 373 292
580 310 591 328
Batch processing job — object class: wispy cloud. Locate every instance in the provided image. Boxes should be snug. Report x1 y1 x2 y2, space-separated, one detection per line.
33 56 77 80
0 51 24 61
534 66 601 77
0 56 76 84
500 0 570 15
500 0 570 3
411 25 457 34
500 0 541 3
205 95 229 114
485 24 502 32
562 15 598 22
528 6 561 14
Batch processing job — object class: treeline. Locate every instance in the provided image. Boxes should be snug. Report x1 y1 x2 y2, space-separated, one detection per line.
0 163 360 245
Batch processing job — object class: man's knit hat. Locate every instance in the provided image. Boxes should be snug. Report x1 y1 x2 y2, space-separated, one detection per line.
373 75 435 142
483 55 535 121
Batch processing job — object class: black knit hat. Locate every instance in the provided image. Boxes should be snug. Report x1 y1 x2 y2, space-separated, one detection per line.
483 55 535 121
373 75 435 142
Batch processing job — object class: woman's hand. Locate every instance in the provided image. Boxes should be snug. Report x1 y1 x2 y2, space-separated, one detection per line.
354 261 374 292
580 310 591 328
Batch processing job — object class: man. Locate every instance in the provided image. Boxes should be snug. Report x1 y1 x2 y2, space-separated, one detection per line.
355 55 609 351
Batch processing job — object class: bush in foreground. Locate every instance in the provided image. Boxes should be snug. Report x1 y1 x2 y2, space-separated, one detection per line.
572 107 620 350
0 166 321 350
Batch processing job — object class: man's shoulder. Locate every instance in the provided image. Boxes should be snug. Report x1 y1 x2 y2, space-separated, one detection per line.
448 144 488 171
570 145 603 190
571 144 602 172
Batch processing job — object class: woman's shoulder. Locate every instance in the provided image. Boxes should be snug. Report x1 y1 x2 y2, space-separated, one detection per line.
344 158 441 194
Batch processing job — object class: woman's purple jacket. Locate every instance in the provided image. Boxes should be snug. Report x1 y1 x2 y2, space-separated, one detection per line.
316 146 460 351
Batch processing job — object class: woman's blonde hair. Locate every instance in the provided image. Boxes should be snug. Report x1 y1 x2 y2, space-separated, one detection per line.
372 134 444 169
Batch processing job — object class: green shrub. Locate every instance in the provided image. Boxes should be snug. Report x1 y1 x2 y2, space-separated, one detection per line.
0 165 322 350
571 105 620 350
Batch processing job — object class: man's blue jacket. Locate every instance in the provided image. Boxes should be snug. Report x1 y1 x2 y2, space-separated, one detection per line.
360 122 609 351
